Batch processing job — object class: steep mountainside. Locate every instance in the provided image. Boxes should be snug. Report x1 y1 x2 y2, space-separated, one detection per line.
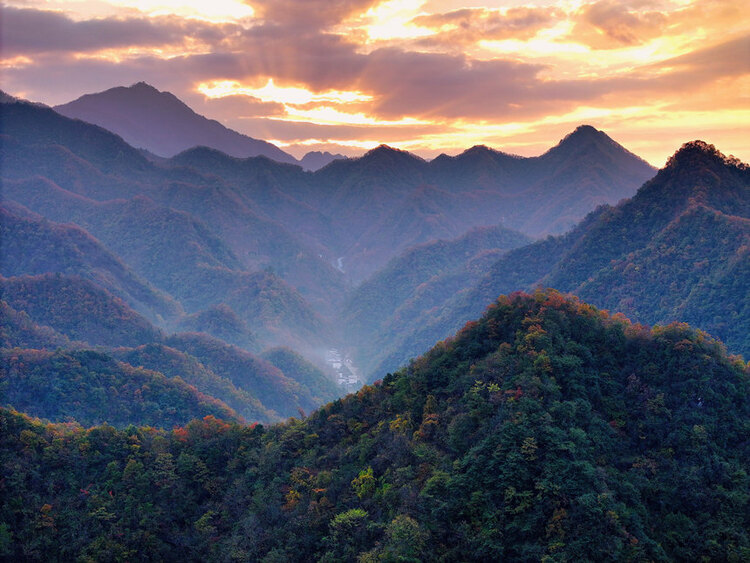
1 291 746 561
1 100 347 317
261 347 339 405
0 274 163 348
175 304 256 351
0 301 72 350
1 348 239 427
0 203 180 322
367 142 749 377
54 82 297 163
111 343 275 423
164 332 326 419
344 225 532 372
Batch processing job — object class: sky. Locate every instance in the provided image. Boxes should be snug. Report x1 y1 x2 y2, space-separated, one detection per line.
2 0 749 165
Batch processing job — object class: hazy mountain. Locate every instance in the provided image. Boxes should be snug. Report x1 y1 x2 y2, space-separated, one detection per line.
1 348 239 427
54 82 298 164
0 274 163 348
164 332 325 419
368 141 749 377
3 97 654 291
175 304 256 351
343 225 532 373
0 203 180 323
260 347 339 405
112 343 275 423
2 291 747 560
1 101 344 340
308 131 654 281
299 150 347 171
0 300 72 350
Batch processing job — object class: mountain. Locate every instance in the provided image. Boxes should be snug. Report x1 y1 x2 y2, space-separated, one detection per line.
0 274 163 348
111 343 275 423
0 300 72 350
306 132 654 281
163 332 327 419
261 347 339 405
0 202 181 323
1 102 342 347
1 348 239 427
54 82 298 164
299 151 347 171
1 291 747 560
3 96 654 290
343 225 532 373
367 141 749 377
175 304 256 351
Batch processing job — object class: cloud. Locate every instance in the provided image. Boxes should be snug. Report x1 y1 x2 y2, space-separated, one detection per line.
570 0 667 49
0 6 241 56
247 0 381 30
3 0 748 165
412 7 559 46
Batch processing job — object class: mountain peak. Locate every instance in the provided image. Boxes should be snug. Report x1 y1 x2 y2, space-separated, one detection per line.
129 81 159 92
54 83 298 164
361 144 424 163
666 140 748 171
557 124 608 146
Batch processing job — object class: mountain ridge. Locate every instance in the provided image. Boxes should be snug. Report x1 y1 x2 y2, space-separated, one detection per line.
54 82 298 164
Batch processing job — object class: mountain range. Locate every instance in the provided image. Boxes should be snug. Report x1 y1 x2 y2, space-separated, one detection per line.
352 141 749 378
53 82 346 170
0 82 748 561
1 291 747 560
1 86 747 425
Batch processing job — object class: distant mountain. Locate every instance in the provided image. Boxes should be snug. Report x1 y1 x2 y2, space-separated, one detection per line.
0 300 72 350
112 343 275 423
4 96 654 288
299 150 346 171
164 332 326 419
260 347 339 405
1 348 239 427
1 102 344 344
2 291 747 560
175 304 256 351
308 132 654 281
367 141 749 376
0 202 180 323
0 274 163 348
343 224 532 373
54 82 298 164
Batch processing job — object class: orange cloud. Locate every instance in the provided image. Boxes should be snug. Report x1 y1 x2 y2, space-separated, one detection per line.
412 7 560 46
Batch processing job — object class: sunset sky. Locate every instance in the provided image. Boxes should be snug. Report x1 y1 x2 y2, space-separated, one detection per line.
2 0 748 165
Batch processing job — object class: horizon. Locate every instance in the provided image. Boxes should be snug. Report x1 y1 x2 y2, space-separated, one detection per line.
2 1 749 167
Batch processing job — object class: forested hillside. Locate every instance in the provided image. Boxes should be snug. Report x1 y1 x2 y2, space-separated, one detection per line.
358 142 749 378
1 291 747 561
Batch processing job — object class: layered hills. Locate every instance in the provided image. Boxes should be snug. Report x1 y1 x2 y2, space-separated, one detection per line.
1 83 748 561
3 89 747 437
1 291 747 560
359 141 749 378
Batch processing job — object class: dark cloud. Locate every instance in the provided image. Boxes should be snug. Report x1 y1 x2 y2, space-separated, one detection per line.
0 6 241 55
570 0 667 49
412 7 559 45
